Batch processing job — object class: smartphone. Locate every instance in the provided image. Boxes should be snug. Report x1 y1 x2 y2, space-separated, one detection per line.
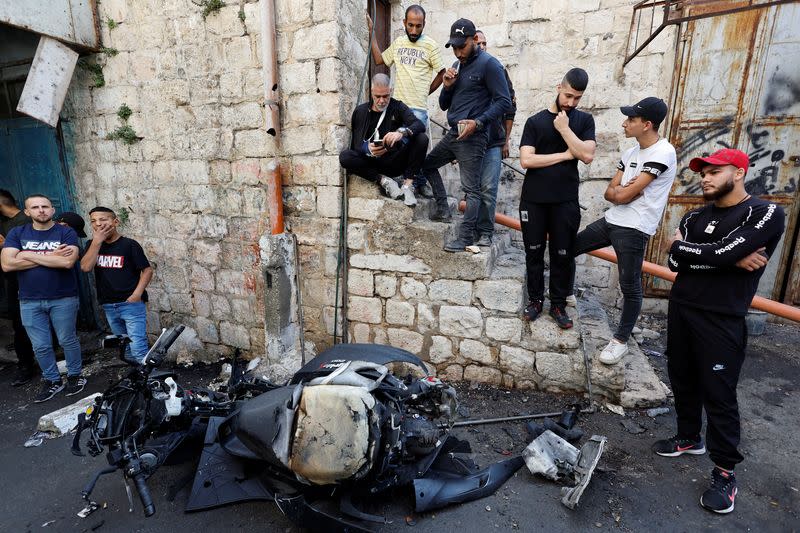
457 122 466 136
371 139 384 146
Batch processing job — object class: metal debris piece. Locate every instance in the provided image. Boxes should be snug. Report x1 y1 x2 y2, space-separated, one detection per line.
24 430 51 447
620 419 646 435
646 407 670 417
77 501 99 518
561 436 607 509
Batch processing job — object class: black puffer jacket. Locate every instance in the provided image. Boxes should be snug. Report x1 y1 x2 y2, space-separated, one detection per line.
348 98 425 151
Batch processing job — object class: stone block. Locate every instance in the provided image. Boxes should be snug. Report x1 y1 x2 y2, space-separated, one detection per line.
459 339 494 365
316 186 342 218
290 155 341 186
195 316 219 343
417 303 435 332
348 223 367 250
282 125 324 155
486 317 523 342
220 321 251 349
373 327 387 345
439 306 483 339
386 300 415 326
348 197 385 221
464 365 503 386
316 57 342 92
522 309 581 351
216 269 248 297
428 279 472 305
474 279 524 313
190 264 215 291
387 328 424 354
350 254 431 275
535 351 580 387
347 296 382 324
429 336 453 364
439 364 464 382
347 268 374 297
400 277 427 299
281 61 317 95
222 102 263 130
499 346 536 380
353 322 370 343
374 275 396 297
286 92 342 126
193 291 211 317
292 22 338 60
37 393 102 436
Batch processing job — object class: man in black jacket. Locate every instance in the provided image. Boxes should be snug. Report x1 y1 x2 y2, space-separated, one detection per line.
655 148 785 514
340 74 428 204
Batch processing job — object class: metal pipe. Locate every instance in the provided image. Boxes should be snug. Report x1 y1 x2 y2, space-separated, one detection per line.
464 204 800 322
260 0 280 136
265 160 284 235
450 411 564 428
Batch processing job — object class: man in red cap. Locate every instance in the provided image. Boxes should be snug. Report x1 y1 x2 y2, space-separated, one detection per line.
653 148 785 514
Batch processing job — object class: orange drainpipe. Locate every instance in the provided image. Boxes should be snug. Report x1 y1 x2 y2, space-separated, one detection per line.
460 202 800 322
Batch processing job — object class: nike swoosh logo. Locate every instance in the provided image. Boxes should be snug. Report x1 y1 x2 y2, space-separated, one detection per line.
729 488 737 503
676 445 695 451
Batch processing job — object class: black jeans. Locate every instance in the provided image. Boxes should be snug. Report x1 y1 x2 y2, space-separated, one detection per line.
339 133 429 182
519 199 580 307
3 273 35 370
574 218 649 342
666 302 746 470
423 130 488 241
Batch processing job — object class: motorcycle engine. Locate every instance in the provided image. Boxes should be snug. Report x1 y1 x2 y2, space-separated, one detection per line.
400 414 440 456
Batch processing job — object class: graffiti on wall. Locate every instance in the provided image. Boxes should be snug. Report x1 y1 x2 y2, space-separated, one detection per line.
675 118 796 196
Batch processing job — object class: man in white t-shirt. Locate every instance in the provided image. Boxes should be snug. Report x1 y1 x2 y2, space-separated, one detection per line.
573 97 676 364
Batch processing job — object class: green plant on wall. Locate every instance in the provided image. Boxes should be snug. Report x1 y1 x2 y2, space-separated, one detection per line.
106 103 141 145
117 207 130 226
78 60 105 88
100 46 119 57
106 17 118 30
196 0 226 19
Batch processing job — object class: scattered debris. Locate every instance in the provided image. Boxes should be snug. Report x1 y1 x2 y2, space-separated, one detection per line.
620 419 646 435
42 520 56 527
640 328 661 340
646 407 670 418
523 430 607 509
24 430 51 447
77 501 99 518
605 403 625 416
465 245 481 254
642 349 663 358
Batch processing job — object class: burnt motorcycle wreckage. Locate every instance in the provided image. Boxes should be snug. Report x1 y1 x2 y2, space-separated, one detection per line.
73 326 525 531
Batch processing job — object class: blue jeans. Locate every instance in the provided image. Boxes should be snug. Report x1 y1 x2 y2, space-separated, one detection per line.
575 218 649 342
423 129 488 241
476 145 502 237
103 301 149 362
410 108 429 189
20 296 82 382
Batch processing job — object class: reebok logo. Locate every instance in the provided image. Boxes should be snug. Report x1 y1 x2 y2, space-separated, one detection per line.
714 236 745 255
678 244 701 255
754 203 777 229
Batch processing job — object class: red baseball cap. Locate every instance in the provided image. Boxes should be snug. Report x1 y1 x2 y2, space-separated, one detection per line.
688 148 750 172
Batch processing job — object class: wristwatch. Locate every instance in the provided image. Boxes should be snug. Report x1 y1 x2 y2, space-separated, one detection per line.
474 119 484 131
397 127 411 137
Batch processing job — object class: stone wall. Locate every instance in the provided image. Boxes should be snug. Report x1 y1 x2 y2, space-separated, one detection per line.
381 0 678 306
61 0 363 360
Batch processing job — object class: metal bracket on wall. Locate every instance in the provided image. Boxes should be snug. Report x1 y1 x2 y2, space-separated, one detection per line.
624 0 796 66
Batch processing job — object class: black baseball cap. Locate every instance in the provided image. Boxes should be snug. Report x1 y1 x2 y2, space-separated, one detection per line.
56 211 87 237
445 18 476 48
620 97 668 125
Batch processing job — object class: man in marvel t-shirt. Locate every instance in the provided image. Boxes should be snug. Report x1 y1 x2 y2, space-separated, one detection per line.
81 207 153 362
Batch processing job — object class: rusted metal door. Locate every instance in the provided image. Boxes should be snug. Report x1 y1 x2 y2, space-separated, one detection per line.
368 0 390 79
646 2 800 304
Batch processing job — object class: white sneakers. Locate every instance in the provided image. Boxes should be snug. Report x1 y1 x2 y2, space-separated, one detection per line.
380 176 403 199
599 339 628 365
401 184 417 207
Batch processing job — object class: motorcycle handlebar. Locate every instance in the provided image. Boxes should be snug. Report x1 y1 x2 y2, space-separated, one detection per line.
143 325 185 367
133 472 155 517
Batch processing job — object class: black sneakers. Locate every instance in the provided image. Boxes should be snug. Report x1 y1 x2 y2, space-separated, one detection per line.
652 435 706 457
65 375 88 397
34 379 65 403
523 300 543 321
700 467 737 514
430 204 452 222
549 305 573 329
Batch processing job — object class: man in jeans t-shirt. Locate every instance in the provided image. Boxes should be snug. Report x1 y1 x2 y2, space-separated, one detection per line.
81 207 153 362
1 194 85 402
573 97 676 364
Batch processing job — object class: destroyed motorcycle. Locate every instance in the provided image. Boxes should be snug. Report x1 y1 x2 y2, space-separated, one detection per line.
73 325 524 530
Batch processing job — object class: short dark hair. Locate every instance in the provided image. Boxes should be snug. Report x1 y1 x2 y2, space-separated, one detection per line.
0 189 16 207
24 194 52 207
89 206 117 218
563 68 589 92
405 4 425 21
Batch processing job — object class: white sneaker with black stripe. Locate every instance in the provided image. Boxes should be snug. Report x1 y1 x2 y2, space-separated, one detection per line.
380 176 402 200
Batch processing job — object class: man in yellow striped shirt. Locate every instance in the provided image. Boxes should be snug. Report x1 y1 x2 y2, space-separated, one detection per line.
367 5 445 205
